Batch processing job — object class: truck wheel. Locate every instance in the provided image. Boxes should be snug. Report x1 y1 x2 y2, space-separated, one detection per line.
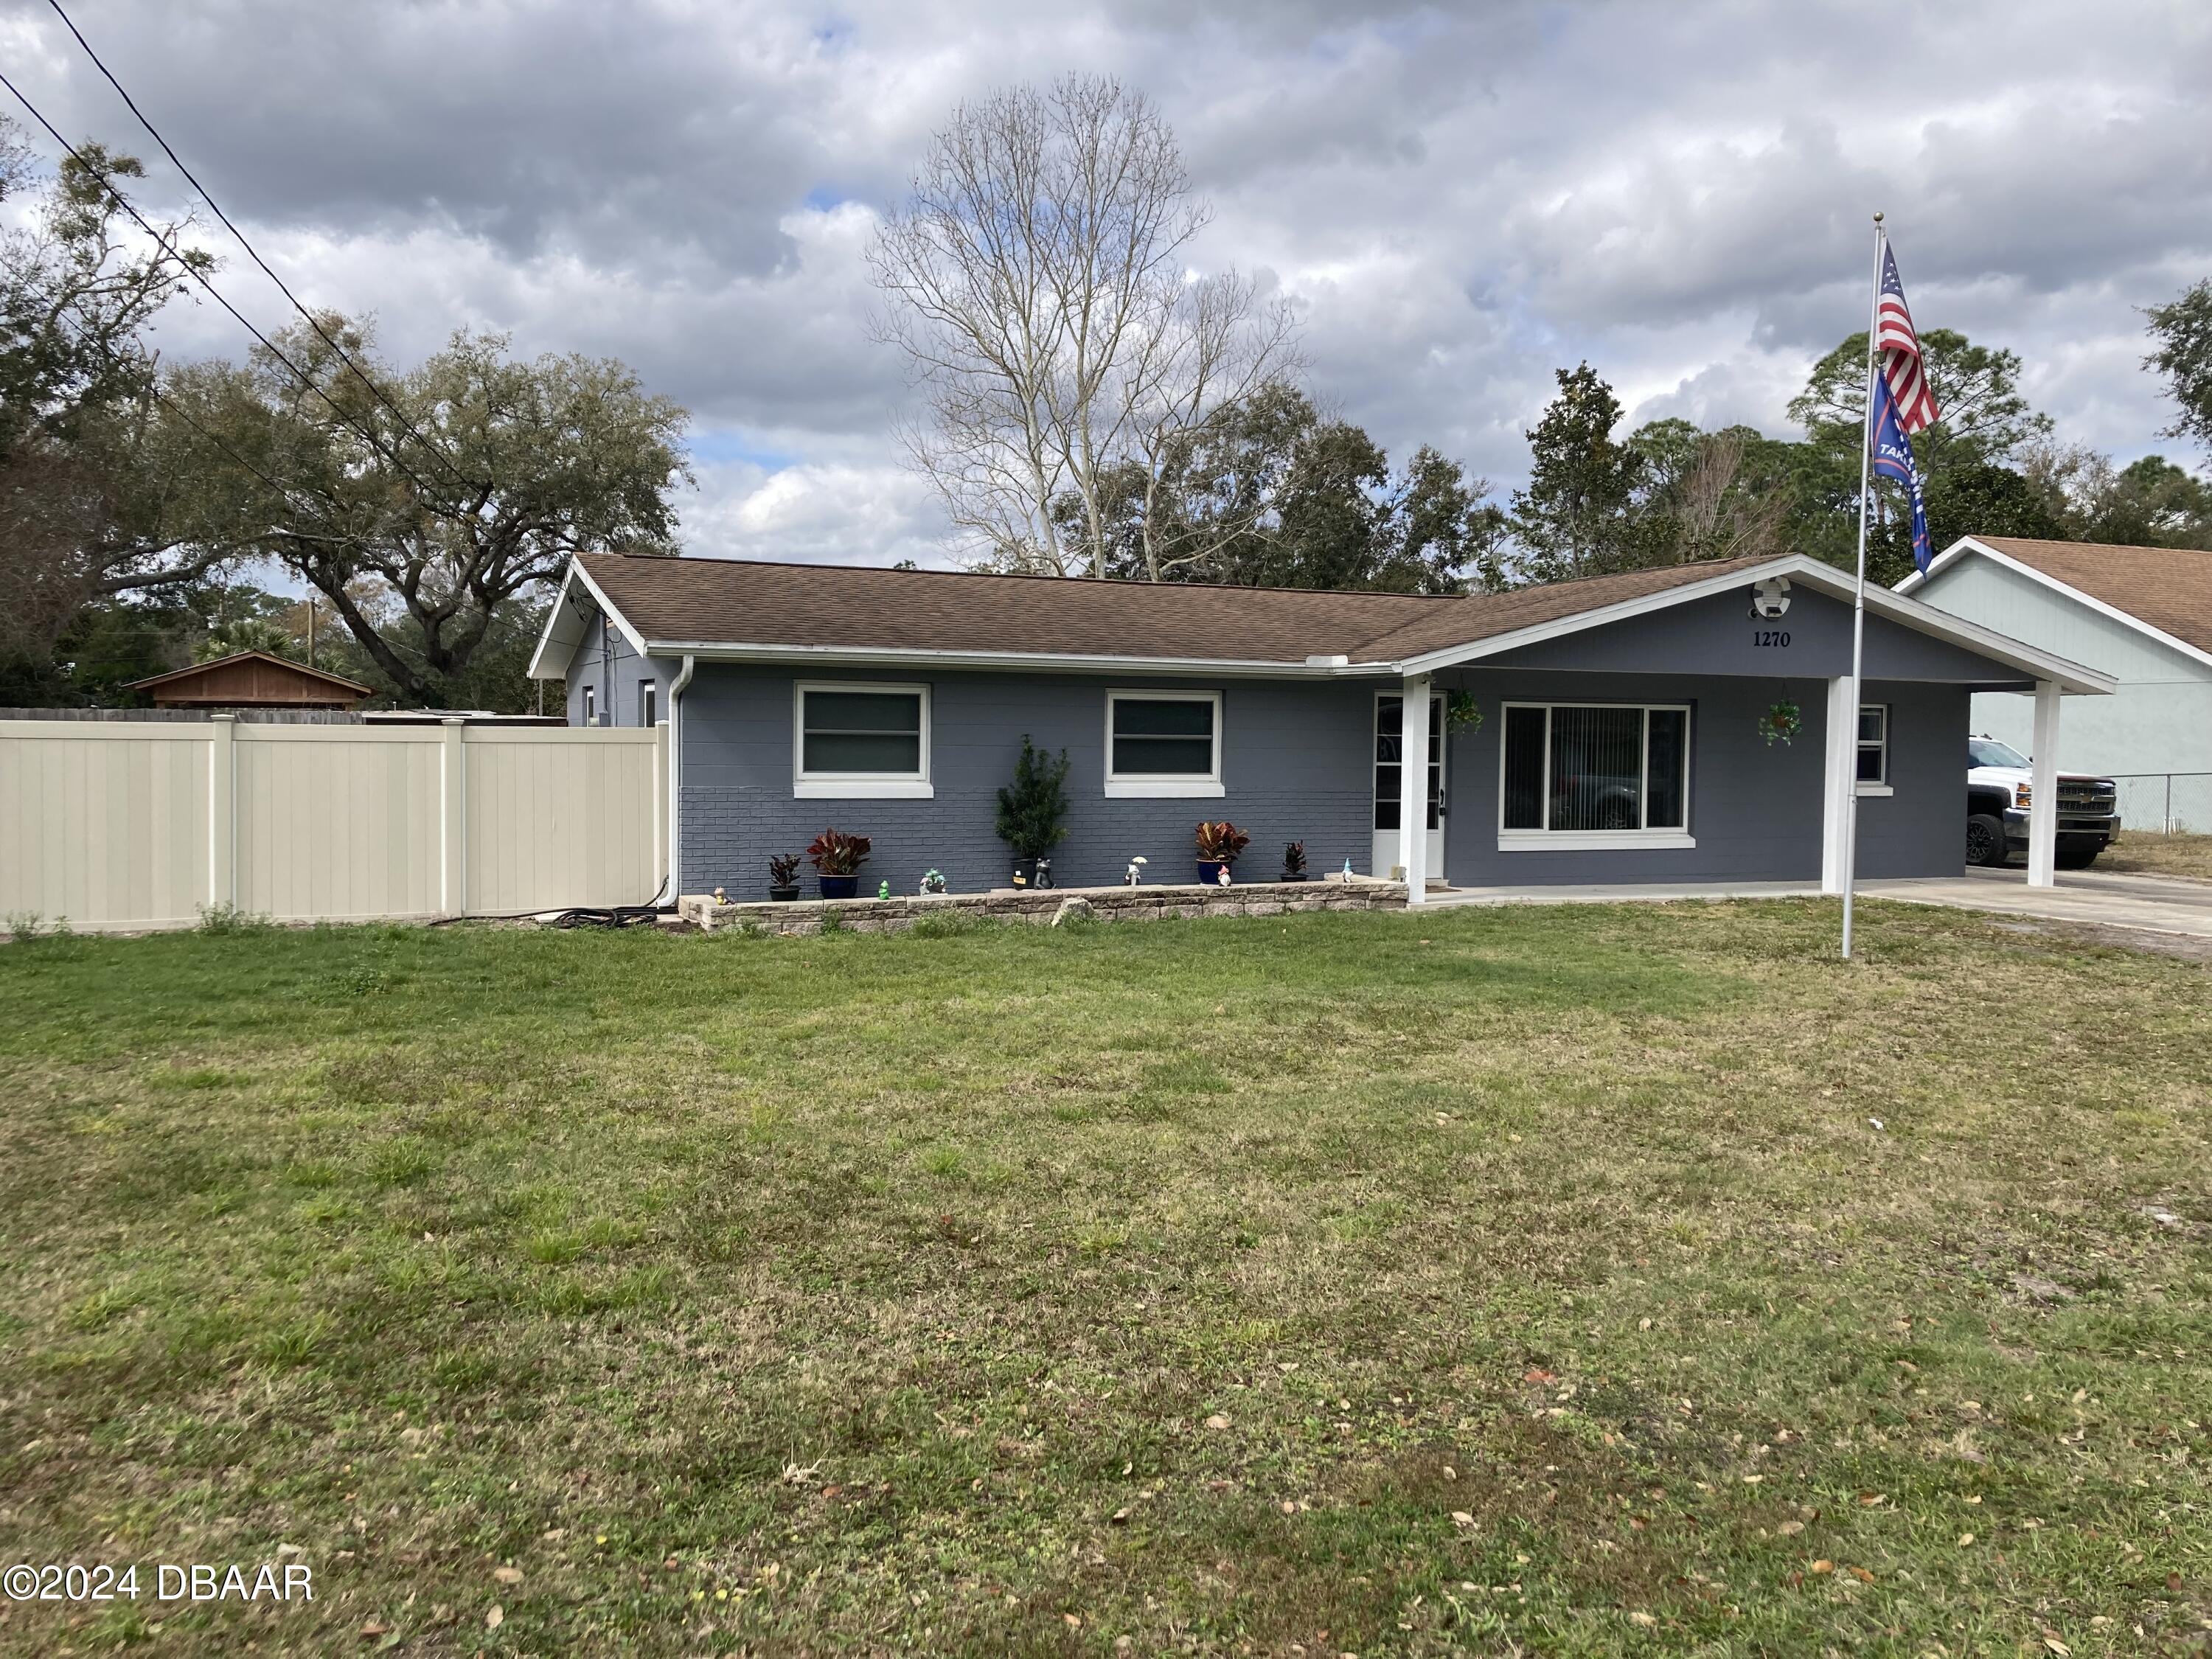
2054 846 2101 870
1966 814 2007 867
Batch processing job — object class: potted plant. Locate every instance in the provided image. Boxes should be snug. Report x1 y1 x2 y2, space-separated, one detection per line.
766 853 801 902
1193 820 1249 886
995 734 1071 890
1444 688 1484 735
1279 840 1308 882
1758 699 1802 746
807 828 872 899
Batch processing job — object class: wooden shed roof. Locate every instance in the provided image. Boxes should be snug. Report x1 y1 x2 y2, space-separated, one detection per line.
126 650 375 708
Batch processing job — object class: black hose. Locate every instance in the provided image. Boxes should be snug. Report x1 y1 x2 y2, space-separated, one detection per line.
549 905 665 930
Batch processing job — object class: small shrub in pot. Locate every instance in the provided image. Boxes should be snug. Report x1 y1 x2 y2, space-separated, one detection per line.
767 853 801 901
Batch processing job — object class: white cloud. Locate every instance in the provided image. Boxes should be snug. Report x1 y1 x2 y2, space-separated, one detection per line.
5 0 2207 571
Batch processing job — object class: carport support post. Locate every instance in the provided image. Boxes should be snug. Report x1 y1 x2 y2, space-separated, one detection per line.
1399 673 1431 903
2028 679 2059 888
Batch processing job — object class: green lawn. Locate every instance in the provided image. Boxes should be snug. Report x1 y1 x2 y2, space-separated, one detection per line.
1 902 2207 1656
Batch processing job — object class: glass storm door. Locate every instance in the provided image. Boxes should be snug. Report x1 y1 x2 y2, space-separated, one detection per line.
1372 692 1444 877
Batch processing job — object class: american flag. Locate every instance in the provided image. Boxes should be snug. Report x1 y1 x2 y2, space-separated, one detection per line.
1875 242 1939 433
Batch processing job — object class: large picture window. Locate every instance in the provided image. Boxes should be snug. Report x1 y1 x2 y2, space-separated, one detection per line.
793 682 931 798
1105 690 1223 797
1498 702 1693 849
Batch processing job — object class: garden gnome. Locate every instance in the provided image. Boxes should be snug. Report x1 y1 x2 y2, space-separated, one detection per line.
1215 864 1232 888
877 878 891 900
1124 856 1147 886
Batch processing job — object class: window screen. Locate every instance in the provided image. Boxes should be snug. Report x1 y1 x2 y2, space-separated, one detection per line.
801 689 924 775
1857 704 1888 785
1110 696 1216 777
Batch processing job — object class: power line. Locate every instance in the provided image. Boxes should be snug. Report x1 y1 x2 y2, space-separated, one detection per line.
0 66 456 507
40 299 357 556
41 0 485 493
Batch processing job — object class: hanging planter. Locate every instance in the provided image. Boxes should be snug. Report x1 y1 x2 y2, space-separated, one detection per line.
1757 699 1802 746
1444 688 1484 735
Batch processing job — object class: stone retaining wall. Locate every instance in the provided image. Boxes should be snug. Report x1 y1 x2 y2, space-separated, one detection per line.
677 878 1407 936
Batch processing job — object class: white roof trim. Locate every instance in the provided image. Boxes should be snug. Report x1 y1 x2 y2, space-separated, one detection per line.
1394 554 2114 694
528 560 650 680
639 640 1396 678
1896 536 2212 675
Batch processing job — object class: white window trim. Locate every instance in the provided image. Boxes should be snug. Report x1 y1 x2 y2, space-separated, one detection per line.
1499 830 1699 853
1855 702 1891 796
582 684 597 726
639 679 656 728
1105 688 1225 798
793 679 933 799
1495 700 1696 852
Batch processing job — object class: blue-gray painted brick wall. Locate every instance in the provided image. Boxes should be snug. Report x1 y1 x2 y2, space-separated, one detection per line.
678 665 1382 898
1434 669 1966 884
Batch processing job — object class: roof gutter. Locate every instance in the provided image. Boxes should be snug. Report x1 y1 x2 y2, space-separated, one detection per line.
660 653 695 904
640 640 1405 679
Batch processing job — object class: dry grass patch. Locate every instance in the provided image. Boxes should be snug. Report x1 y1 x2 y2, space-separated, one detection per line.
2102 832 2212 882
0 902 2207 1655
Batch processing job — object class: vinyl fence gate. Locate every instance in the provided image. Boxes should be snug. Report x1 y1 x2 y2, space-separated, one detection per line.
0 716 666 933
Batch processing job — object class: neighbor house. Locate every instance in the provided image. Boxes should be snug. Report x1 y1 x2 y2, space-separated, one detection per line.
528 552 2111 902
1897 536 2212 830
126 650 374 712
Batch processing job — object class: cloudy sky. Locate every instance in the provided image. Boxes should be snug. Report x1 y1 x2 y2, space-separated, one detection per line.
4 0 2208 568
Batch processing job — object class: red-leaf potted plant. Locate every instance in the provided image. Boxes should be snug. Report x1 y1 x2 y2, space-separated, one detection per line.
1193 820 1250 886
807 828 872 900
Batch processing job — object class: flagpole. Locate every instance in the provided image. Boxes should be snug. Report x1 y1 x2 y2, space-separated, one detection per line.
1841 212 1886 961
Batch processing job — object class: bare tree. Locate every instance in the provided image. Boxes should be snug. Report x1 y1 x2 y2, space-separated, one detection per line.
1669 428 1790 564
868 74 1297 577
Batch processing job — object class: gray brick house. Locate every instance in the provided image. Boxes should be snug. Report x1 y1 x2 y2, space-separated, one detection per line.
527 552 2110 903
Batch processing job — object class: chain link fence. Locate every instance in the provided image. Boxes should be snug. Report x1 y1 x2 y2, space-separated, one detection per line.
2110 773 2212 837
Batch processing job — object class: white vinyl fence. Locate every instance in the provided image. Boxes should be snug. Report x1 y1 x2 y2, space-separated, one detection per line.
1 717 665 933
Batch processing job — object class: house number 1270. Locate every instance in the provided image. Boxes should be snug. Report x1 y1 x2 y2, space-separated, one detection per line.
1753 629 1791 647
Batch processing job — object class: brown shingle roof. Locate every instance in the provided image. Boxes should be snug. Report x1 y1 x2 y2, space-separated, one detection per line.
577 552 1778 666
1969 537 2212 655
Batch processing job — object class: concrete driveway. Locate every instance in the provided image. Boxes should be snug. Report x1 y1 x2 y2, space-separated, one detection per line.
1430 865 2212 942
1862 865 2212 940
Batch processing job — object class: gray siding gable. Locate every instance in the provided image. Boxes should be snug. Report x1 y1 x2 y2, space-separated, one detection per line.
1480 584 2039 687
565 611 675 728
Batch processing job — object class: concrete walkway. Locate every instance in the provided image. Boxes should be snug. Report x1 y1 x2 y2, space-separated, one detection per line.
1861 865 2212 940
1426 866 2212 942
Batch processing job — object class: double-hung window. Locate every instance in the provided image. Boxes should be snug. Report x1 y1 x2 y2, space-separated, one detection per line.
639 679 657 728
1856 704 1891 794
1105 690 1223 797
582 685 597 726
793 681 932 798
1498 702 1693 850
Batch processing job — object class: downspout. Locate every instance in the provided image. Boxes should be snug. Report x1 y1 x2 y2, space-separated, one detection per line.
661 654 695 907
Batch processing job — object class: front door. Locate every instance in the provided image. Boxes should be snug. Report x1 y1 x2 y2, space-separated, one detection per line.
1372 691 1444 878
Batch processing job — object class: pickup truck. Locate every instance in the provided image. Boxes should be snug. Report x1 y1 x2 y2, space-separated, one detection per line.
1966 735 2120 869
